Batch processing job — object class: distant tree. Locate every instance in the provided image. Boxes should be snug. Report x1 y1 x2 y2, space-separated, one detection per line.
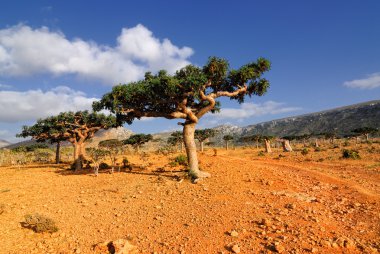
195 128 216 152
98 139 124 173
94 56 271 179
262 135 275 153
86 148 109 176
167 131 184 152
280 136 293 152
223 135 234 150
19 111 117 171
123 134 153 153
17 117 69 164
352 127 378 141
240 134 261 148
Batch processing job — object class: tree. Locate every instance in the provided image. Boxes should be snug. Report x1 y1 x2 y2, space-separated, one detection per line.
167 131 184 152
352 127 378 141
86 148 109 176
17 117 69 164
262 135 275 153
123 134 153 153
223 135 234 150
94 56 271 179
98 139 124 173
195 128 216 152
19 111 117 171
241 134 261 148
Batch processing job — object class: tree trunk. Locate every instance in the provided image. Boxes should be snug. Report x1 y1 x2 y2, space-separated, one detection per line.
73 142 84 171
225 141 229 150
315 138 319 148
55 141 61 164
282 140 293 152
180 142 184 152
256 141 259 149
183 123 210 179
200 141 204 152
264 139 272 153
365 134 369 141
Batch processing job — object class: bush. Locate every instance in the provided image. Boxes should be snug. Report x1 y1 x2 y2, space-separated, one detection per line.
301 148 309 156
342 149 360 159
174 154 188 166
23 213 58 233
99 162 110 169
258 151 265 157
314 147 322 152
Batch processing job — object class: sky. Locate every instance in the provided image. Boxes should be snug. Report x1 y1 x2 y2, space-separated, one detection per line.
0 0 380 143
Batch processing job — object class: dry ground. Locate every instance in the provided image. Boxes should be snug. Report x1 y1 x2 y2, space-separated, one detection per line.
0 143 379 254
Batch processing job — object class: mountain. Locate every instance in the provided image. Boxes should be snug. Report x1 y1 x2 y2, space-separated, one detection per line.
240 100 380 137
0 139 11 148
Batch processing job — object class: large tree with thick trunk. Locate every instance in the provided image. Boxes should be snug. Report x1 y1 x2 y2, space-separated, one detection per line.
94 57 271 179
19 111 117 170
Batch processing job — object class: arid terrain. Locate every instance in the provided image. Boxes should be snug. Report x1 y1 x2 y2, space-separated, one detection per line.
1 143 379 254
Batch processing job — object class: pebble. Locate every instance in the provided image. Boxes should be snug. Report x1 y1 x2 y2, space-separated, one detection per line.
230 230 239 237
231 244 240 253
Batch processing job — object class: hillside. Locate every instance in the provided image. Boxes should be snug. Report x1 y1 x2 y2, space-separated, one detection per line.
0 139 11 148
209 100 380 141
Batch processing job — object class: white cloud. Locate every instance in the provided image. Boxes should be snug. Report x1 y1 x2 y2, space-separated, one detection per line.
0 24 193 84
0 86 96 122
0 83 11 89
209 101 301 121
343 73 380 89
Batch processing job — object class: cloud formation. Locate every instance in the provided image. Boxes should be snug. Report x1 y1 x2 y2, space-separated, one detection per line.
208 101 301 122
0 24 193 84
0 86 96 122
343 73 380 89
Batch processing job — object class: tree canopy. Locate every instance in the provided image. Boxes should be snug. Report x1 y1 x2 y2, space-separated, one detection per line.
94 56 271 179
123 134 153 152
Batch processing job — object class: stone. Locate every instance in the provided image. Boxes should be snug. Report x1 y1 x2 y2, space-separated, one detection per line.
231 244 241 253
94 239 138 254
230 230 239 237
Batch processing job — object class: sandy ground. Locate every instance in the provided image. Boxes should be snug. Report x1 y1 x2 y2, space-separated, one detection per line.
0 144 379 254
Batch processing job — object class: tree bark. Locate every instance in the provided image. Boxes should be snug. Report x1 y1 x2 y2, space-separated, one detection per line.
55 141 61 164
315 138 319 148
365 134 369 141
264 139 272 153
200 141 204 152
183 123 210 179
282 139 293 152
73 141 84 171
225 141 229 150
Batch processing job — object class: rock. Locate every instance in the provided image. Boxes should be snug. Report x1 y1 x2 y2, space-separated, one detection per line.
94 239 138 254
274 244 285 253
230 230 239 237
285 203 296 210
231 244 240 253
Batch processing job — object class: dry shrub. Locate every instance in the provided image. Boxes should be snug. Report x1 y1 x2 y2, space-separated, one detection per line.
23 213 58 233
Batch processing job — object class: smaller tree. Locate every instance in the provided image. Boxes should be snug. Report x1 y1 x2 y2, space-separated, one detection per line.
241 134 261 148
262 135 275 153
98 139 124 173
195 128 216 152
124 134 153 153
352 127 378 141
223 135 234 150
86 148 109 176
167 131 184 152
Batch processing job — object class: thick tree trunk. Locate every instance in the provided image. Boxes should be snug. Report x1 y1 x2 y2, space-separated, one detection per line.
183 123 210 179
73 142 85 171
365 134 369 141
55 141 61 164
200 141 204 152
225 141 229 150
282 139 293 152
264 139 272 153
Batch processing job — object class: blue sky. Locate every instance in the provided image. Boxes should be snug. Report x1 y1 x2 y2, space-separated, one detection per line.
0 0 379 142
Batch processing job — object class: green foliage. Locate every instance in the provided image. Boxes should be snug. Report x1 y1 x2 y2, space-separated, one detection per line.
167 131 183 146
195 128 217 142
342 149 360 159
301 148 309 156
123 134 153 149
169 154 188 167
223 135 234 141
99 162 110 169
23 214 58 233
93 57 271 125
314 147 322 152
258 151 265 156
352 127 378 136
